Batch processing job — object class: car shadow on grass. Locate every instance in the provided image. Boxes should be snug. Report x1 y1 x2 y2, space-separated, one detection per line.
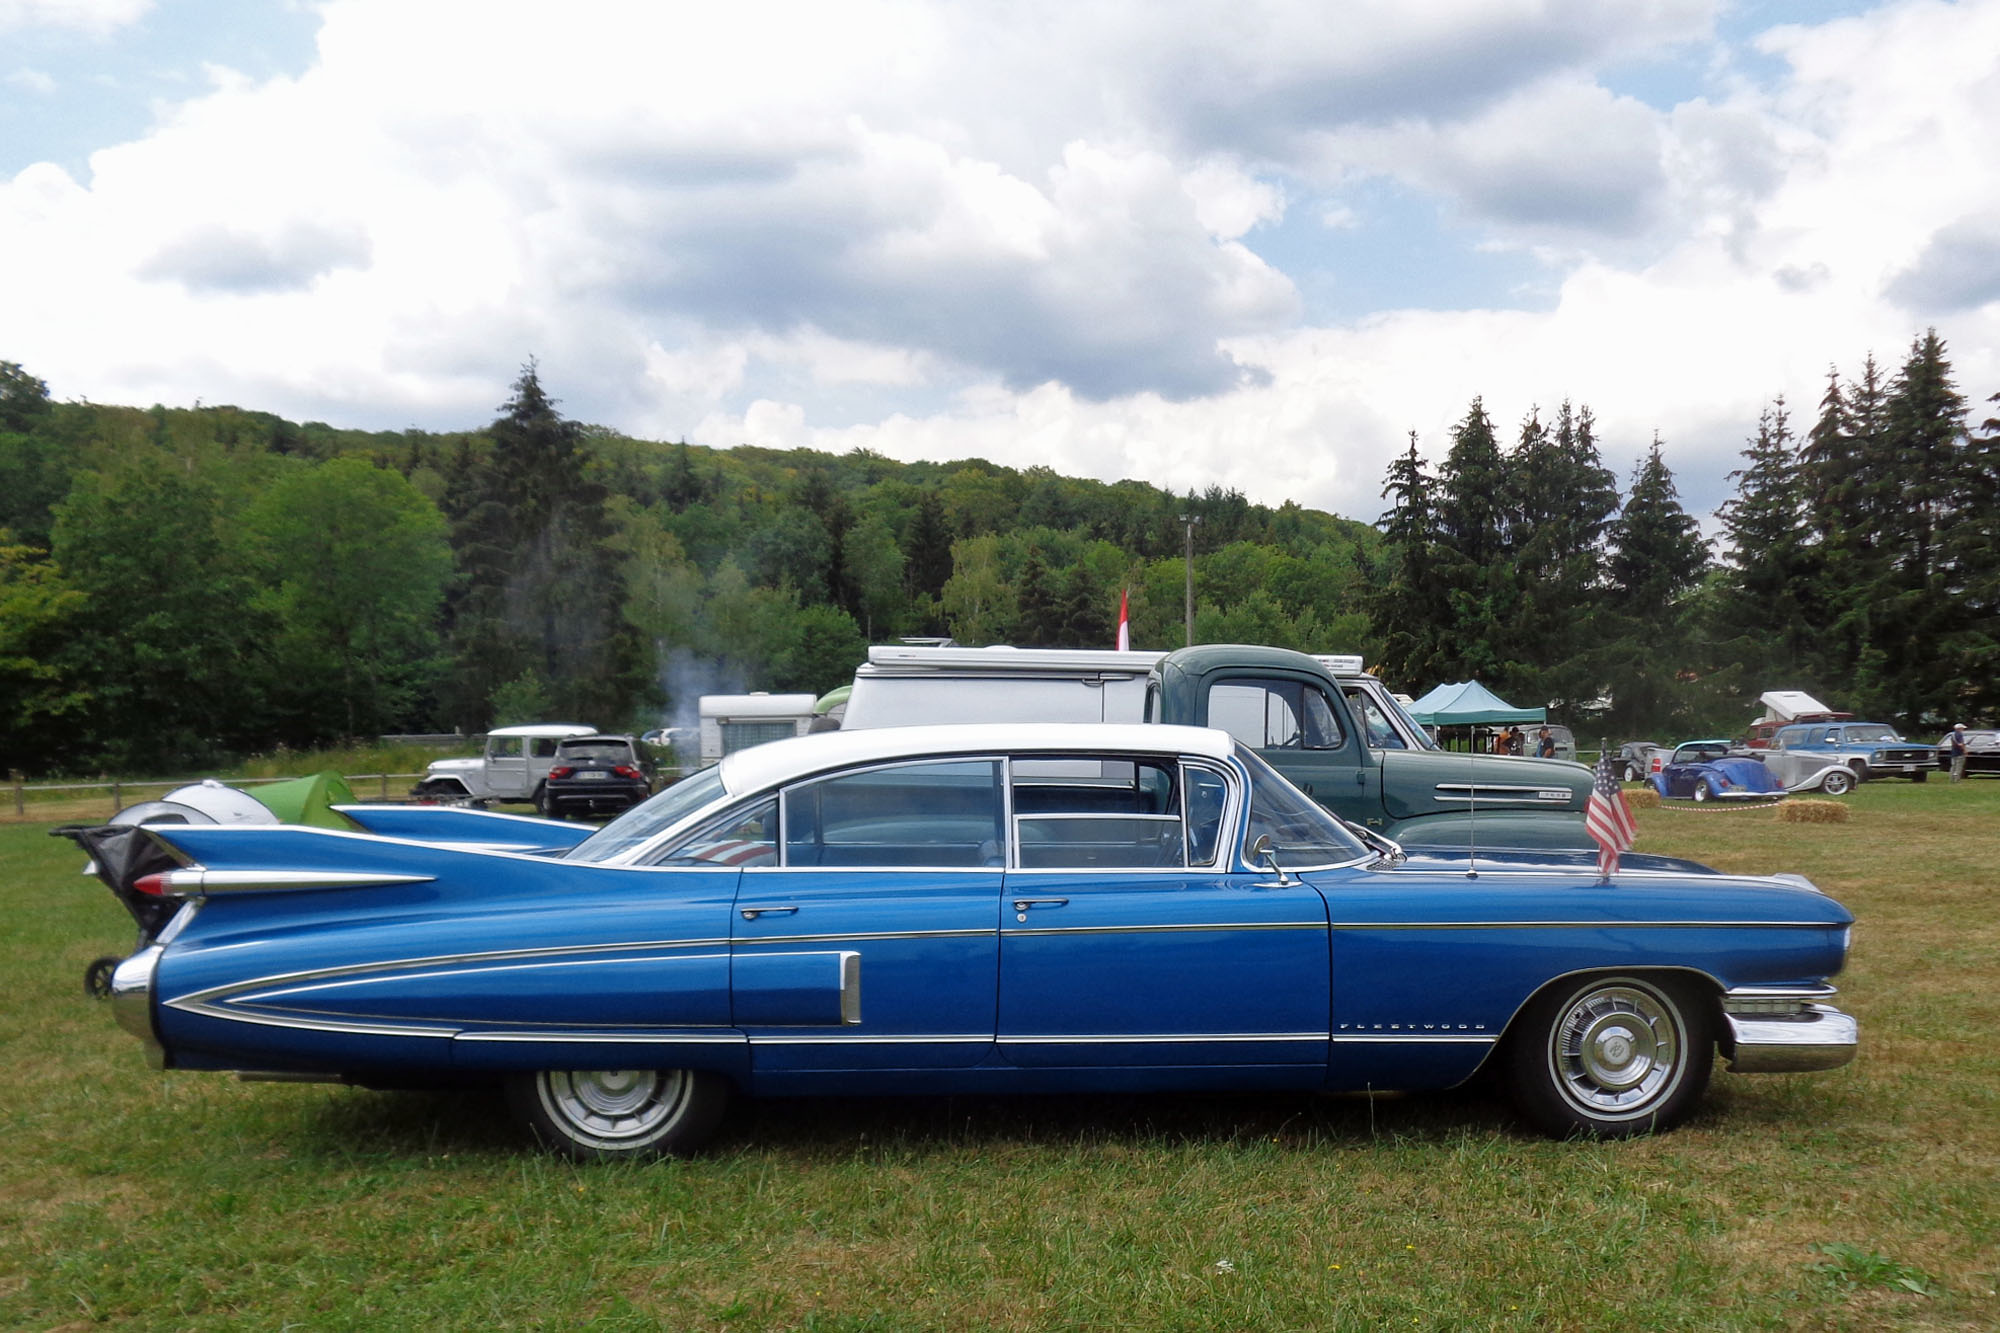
285 1080 1521 1162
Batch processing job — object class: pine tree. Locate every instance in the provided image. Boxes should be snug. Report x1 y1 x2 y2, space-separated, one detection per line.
1602 438 1710 734
1713 398 1816 682
1429 398 1513 681
1368 431 1449 687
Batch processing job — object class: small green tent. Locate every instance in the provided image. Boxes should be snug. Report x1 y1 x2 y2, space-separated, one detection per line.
249 771 360 829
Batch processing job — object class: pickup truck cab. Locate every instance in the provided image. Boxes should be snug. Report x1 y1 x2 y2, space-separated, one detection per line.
1770 720 1936 781
843 643 1594 849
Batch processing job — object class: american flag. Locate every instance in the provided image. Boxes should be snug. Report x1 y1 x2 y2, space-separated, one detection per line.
1586 752 1637 878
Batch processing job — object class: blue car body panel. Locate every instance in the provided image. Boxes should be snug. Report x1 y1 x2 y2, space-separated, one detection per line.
1651 755 1786 801
129 813 1852 1098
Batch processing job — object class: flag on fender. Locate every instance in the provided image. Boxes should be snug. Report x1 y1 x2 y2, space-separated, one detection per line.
1586 752 1636 879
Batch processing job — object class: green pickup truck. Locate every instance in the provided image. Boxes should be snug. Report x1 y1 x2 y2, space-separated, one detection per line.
843 643 1595 850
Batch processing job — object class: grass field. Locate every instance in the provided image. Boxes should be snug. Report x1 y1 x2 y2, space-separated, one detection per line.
3 781 1996 1330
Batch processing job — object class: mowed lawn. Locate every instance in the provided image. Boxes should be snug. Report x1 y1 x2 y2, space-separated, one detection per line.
3 781 1996 1331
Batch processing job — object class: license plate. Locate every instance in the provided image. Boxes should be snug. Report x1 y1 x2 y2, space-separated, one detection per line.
577 771 608 780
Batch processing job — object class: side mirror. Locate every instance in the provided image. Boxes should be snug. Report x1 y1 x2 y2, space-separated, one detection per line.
1249 834 1298 886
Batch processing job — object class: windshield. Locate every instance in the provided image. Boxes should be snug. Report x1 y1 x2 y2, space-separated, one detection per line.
1846 725 1901 742
565 766 728 863
1233 742 1369 867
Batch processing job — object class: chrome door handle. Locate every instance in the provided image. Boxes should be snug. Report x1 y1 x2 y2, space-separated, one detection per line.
739 904 799 920
1011 897 1069 911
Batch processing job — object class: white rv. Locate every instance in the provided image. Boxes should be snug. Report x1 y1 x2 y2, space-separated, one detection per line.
697 693 818 764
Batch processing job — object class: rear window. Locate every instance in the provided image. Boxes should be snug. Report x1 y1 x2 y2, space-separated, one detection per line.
558 741 637 763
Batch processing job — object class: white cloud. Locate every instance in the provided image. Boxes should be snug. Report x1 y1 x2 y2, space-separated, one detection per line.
2 0 1999 531
6 66 56 93
0 0 148 38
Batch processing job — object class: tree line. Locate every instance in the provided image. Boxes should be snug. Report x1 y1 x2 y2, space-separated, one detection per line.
2 331 1992 776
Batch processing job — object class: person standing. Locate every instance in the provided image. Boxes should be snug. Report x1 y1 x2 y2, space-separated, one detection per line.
1536 727 1556 759
1948 723 1969 782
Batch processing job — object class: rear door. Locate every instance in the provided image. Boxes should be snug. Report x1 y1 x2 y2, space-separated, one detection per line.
997 756 1330 1069
731 757 1004 1072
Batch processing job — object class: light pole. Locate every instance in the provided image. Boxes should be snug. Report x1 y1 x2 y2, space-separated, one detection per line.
1179 512 1201 646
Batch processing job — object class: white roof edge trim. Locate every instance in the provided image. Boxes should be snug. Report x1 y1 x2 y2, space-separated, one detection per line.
863 645 1167 672
485 723 594 737
717 722 1237 796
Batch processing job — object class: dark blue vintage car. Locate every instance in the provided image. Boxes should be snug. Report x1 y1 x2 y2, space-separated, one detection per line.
1649 741 1789 803
72 724 1856 1158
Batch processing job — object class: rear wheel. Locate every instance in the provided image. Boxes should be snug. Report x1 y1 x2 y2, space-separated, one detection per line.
1506 974 1712 1139
533 783 560 819
506 1068 729 1160
1692 778 1714 802
1819 768 1855 796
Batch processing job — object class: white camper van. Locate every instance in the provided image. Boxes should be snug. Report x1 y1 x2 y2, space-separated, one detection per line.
841 645 1436 751
697 693 818 765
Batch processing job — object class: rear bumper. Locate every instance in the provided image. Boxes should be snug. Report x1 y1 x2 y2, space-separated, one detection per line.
109 945 166 1070
1723 1004 1858 1073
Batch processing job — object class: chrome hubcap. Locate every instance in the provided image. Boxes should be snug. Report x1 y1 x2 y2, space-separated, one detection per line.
543 1069 689 1146
1552 985 1680 1116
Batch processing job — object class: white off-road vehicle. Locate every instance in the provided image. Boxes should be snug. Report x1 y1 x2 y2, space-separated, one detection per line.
410 723 595 812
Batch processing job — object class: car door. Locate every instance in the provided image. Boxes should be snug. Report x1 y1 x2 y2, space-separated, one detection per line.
731 757 1005 1073
997 756 1330 1070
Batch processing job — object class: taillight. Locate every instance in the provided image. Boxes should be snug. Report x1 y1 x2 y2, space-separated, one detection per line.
613 765 642 780
133 872 171 897
549 766 574 779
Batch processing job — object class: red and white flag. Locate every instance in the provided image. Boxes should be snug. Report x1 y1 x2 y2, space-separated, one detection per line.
1115 588 1130 650
1586 752 1637 879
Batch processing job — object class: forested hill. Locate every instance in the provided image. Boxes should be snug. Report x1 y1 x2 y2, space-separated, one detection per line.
5 327 1997 776
0 360 1376 772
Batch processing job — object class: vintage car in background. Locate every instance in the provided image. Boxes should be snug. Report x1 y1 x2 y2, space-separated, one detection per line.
1935 728 2000 777
1770 721 1935 782
1615 740 1669 782
409 723 596 807
539 734 653 819
1649 741 1789 802
65 724 1857 1158
1746 742 1859 795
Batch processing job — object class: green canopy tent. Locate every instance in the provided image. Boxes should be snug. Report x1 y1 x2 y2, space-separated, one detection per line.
1406 681 1545 727
1407 682 1546 754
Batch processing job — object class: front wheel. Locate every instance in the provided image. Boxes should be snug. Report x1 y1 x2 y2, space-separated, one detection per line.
1505 975 1712 1139
505 1068 729 1160
1819 768 1855 796
1911 770 1928 783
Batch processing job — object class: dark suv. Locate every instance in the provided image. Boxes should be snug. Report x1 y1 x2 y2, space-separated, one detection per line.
539 734 652 819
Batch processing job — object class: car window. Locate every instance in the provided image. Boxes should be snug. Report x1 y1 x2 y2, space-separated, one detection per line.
567 765 728 862
1207 678 1344 750
1344 688 1405 749
1013 756 1188 869
645 798 778 866
558 741 636 763
783 759 1003 868
1234 742 1368 867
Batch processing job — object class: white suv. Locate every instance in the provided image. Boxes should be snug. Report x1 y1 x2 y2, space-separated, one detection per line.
411 723 595 806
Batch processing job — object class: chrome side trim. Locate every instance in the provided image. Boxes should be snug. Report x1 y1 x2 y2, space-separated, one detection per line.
1331 1034 1498 1046
109 946 165 1070
748 1033 992 1045
734 928 993 946
840 951 862 1025
1003 920 1325 938
455 1030 747 1045
1724 1005 1859 1073
999 1032 1327 1045
1329 919 1840 931
160 868 437 894
161 1001 458 1039
236 952 731 1003
1432 783 1575 804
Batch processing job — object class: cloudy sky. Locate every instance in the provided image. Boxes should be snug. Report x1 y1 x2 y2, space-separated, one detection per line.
4 0 1997 526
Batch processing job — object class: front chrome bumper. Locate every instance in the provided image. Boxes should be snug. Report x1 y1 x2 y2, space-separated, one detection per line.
108 945 166 1070
1723 1003 1859 1073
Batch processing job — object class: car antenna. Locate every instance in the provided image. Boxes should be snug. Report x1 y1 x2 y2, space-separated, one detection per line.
1465 733 1479 879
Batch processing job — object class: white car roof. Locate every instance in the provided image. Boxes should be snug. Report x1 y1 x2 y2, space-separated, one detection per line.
488 723 594 738
717 722 1236 796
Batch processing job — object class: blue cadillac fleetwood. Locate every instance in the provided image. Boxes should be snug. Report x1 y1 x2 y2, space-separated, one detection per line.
71 724 1857 1158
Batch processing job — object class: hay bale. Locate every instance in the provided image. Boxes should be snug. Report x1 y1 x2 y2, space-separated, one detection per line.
1778 798 1849 824
1626 786 1661 810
